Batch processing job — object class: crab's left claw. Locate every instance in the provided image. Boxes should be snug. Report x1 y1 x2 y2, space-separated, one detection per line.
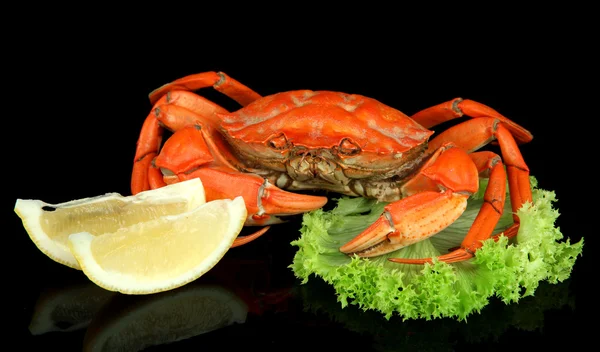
339 191 470 258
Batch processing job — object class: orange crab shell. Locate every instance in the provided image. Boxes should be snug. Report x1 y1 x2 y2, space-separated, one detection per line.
218 90 434 160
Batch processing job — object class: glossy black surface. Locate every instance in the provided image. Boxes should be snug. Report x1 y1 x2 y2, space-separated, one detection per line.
12 39 590 351
20 232 587 351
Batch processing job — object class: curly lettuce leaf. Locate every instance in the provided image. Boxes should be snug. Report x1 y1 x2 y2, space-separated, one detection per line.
289 177 584 321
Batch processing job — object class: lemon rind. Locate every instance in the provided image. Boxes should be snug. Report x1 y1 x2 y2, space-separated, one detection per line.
15 199 82 269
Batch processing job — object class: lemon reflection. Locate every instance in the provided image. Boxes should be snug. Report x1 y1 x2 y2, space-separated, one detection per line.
82 282 248 352
29 254 292 351
29 282 116 335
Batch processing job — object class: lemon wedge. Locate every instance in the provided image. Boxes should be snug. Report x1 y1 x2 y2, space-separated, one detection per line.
68 196 246 295
14 179 206 269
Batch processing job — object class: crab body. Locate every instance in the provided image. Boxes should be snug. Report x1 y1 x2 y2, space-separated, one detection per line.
221 90 432 201
132 71 534 264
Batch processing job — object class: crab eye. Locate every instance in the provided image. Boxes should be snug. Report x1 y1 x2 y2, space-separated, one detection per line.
267 133 289 150
339 138 361 155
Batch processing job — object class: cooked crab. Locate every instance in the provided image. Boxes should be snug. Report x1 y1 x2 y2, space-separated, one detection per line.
131 71 533 264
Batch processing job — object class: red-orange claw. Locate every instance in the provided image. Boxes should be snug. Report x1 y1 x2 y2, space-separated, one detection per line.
260 182 328 217
339 191 469 258
172 167 327 226
390 160 509 265
339 216 395 255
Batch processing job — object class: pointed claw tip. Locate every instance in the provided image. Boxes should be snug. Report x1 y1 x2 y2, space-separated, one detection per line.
338 242 356 255
338 217 396 256
262 188 328 216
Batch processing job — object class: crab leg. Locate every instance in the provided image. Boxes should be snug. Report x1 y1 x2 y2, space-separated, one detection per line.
132 92 231 194
428 117 532 221
444 151 520 250
410 97 533 144
149 71 261 106
132 71 262 195
469 151 501 177
389 118 531 264
469 151 521 241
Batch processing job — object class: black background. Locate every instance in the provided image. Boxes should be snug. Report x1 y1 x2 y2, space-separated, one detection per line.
8 15 593 351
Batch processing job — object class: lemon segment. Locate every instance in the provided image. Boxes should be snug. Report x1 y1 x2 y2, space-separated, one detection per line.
68 196 247 295
14 179 206 269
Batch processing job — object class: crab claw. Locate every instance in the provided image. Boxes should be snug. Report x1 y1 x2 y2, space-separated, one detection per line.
172 166 328 226
152 126 328 226
338 215 397 257
339 191 469 257
254 179 329 223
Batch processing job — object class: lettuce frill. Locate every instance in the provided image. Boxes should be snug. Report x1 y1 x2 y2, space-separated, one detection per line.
289 177 584 321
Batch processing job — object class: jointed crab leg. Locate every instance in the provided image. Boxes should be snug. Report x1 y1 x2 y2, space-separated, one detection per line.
133 71 263 195
132 90 241 195
428 117 532 222
410 97 533 144
148 71 262 106
134 71 263 192
469 151 501 177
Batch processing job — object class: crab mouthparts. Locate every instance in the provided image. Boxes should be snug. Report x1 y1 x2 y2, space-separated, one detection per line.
288 153 339 181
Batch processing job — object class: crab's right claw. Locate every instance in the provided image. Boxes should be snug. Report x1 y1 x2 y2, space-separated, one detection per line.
152 126 328 225
250 178 329 225
171 166 328 226
151 125 328 247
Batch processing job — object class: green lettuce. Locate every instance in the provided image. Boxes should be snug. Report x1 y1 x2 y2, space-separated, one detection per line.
289 177 584 321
